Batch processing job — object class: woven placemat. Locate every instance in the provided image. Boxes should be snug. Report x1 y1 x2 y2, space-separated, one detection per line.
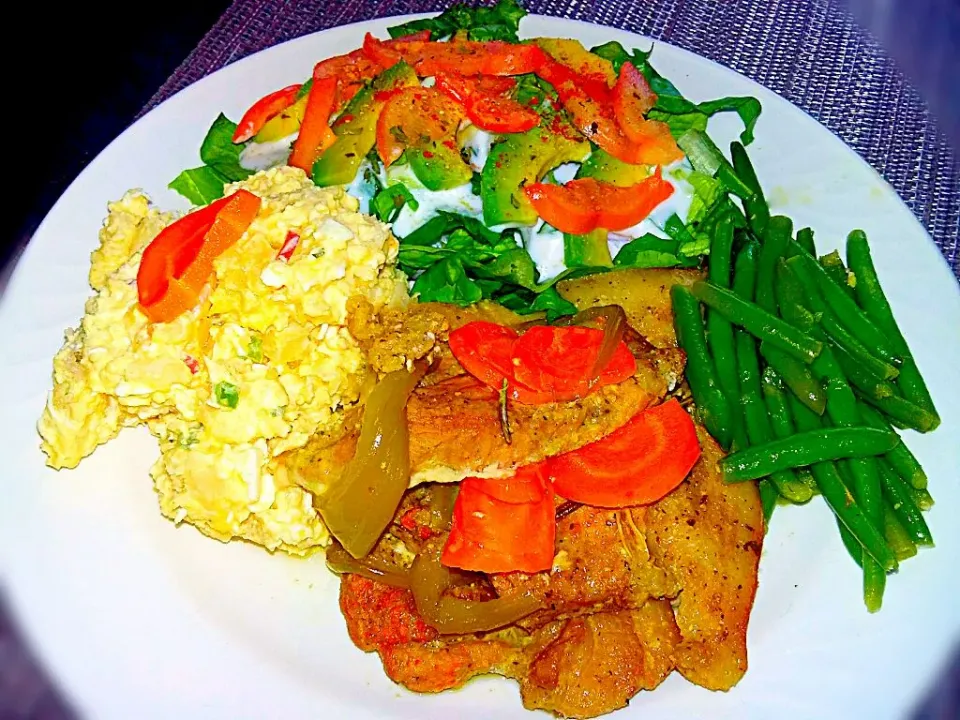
144 0 960 277
3 3 959 720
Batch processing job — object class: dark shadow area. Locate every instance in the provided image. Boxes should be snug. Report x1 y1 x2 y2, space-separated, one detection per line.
5 2 231 274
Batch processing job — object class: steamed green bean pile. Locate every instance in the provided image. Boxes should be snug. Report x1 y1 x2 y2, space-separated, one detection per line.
671 134 941 613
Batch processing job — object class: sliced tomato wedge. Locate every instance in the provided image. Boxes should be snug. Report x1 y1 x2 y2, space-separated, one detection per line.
375 86 464 166
523 173 674 234
232 84 302 143
441 464 555 574
547 398 702 507
612 62 683 166
288 76 339 172
435 71 539 133
511 325 636 401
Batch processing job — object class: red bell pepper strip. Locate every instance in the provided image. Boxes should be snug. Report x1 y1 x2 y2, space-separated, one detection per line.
547 398 702 507
313 48 385 105
435 71 540 133
365 38 546 77
441 464 556 573
288 76 339 172
276 231 300 262
536 55 611 104
523 172 674 235
510 325 636 401
232 84 302 143
361 30 434 69
375 86 464 166
612 62 683 166
137 190 261 323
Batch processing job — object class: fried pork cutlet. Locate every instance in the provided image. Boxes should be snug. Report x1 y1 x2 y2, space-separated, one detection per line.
285 304 685 492
334 430 762 717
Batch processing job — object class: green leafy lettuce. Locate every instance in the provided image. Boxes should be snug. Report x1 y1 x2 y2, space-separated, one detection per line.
169 114 252 205
388 0 526 42
590 41 761 144
398 212 577 319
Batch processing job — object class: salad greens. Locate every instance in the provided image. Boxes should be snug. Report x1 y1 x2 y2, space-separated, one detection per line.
169 114 251 205
170 0 770 318
591 40 761 144
388 0 526 41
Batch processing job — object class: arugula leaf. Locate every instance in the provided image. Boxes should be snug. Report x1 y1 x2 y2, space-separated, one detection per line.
372 184 419 223
387 0 526 42
168 166 230 205
613 234 684 268
200 114 253 182
411 257 484 305
589 41 761 144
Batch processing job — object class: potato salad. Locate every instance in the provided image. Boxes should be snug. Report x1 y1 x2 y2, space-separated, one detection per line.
38 166 408 554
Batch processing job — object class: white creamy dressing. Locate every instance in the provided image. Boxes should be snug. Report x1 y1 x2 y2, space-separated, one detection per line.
239 134 297 171
240 127 696 282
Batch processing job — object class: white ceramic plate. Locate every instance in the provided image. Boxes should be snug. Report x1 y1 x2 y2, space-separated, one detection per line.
1 14 958 720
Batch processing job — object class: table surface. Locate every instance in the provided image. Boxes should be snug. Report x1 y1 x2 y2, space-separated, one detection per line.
2 1 958 718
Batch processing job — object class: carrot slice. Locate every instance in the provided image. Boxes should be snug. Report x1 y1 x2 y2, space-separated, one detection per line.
441 464 555 574
547 398 702 507
523 174 674 234
511 325 636 400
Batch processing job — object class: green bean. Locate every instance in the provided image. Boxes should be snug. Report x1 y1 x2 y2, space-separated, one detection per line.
760 341 826 415
807 344 888 613
721 427 899 481
672 285 734 449
760 365 794 439
730 141 769 237
837 494 915 569
857 403 927 489
819 250 856 300
691 281 823 363
838 519 864 568
856 389 940 433
846 230 940 429
882 503 918 561
775 258 820 332
756 215 793 314
832 344 898 400
877 458 933 546
795 227 816 256
797 468 820 497
759 366 815 503
759 478 779 528
820 313 900 380
788 250 900 364
706 216 748 450
789 395 898 573
730 244 811 503
910 487 934 511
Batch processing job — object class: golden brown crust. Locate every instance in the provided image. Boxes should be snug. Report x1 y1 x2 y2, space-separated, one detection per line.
643 427 764 690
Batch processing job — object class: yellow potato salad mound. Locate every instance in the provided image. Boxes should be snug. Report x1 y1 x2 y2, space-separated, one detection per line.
38 166 409 554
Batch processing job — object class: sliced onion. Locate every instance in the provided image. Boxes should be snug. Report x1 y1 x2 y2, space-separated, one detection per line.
318 361 428 558
325 542 411 589
410 541 542 635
